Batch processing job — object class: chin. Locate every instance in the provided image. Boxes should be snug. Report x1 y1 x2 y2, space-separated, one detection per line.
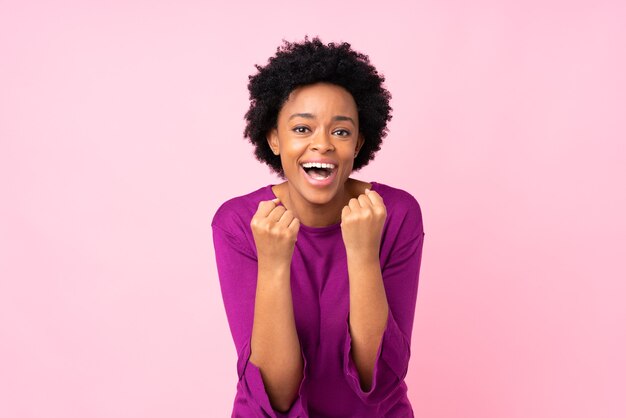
303 188 335 202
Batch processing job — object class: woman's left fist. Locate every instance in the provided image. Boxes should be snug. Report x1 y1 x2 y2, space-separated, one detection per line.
340 188 387 254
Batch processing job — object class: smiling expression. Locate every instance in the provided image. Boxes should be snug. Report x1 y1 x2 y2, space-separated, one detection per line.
266 82 364 208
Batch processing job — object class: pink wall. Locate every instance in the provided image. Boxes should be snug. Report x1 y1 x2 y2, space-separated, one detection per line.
1 1 624 417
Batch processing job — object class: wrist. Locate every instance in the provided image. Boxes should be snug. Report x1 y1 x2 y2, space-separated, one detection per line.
345 247 380 264
258 254 292 272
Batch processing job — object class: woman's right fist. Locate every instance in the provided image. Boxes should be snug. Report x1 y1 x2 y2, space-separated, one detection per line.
250 197 300 262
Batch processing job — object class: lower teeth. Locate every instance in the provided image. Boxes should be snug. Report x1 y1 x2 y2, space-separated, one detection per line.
311 173 329 180
307 169 332 180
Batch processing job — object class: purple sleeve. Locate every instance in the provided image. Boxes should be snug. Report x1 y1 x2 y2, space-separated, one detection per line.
212 223 308 417
342 197 425 405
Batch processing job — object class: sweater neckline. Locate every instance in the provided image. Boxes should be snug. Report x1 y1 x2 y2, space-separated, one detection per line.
265 181 380 234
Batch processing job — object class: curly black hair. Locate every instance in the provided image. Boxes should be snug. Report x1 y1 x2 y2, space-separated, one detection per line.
243 35 393 179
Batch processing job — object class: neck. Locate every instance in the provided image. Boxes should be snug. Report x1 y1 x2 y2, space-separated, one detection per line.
284 180 353 228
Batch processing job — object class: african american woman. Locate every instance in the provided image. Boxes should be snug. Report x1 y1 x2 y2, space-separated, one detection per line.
211 36 426 417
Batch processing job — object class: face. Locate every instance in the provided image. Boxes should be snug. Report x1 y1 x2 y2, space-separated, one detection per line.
266 82 364 206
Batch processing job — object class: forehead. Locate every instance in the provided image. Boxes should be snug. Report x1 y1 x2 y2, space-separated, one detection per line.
280 82 357 116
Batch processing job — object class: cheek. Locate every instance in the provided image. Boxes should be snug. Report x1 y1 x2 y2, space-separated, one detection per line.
343 159 356 174
279 156 300 177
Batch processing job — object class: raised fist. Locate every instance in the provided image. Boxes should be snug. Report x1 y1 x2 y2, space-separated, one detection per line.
250 198 300 263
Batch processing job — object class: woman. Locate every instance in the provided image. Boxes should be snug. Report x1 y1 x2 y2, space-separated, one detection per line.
211 36 425 417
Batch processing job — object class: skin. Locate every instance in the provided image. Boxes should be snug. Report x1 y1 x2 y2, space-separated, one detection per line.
249 82 389 412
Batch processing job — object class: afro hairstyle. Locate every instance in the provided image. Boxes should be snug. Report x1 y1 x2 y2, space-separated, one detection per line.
243 35 393 179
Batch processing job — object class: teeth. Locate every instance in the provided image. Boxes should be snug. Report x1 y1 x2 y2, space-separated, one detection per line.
301 162 336 169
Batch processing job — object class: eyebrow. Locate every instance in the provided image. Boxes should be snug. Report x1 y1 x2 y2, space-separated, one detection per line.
288 113 355 125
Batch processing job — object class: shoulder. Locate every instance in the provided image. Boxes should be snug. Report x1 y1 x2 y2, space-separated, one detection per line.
374 182 423 220
373 181 425 237
211 185 272 236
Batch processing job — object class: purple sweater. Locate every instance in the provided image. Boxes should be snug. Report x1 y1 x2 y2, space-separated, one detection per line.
211 181 425 417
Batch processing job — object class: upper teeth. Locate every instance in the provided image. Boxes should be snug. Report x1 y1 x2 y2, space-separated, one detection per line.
302 162 335 169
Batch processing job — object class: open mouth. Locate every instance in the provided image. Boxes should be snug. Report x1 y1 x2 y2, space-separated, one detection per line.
300 163 337 180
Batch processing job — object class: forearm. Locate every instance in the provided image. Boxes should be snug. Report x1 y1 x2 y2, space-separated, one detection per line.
250 258 303 413
346 249 389 391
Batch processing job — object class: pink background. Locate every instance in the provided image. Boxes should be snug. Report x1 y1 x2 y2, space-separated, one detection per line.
1 1 624 417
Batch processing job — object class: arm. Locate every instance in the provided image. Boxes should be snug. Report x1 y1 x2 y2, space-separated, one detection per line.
346 249 389 392
343 232 424 404
248 198 305 414
341 189 425 405
212 223 307 417
250 256 304 413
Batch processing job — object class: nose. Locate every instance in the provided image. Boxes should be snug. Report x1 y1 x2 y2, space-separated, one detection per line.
309 131 334 152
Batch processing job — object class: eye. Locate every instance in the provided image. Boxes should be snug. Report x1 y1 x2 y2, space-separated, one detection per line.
293 126 309 134
334 129 350 137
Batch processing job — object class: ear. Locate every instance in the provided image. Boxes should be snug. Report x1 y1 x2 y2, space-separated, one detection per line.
266 127 279 156
355 133 365 156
